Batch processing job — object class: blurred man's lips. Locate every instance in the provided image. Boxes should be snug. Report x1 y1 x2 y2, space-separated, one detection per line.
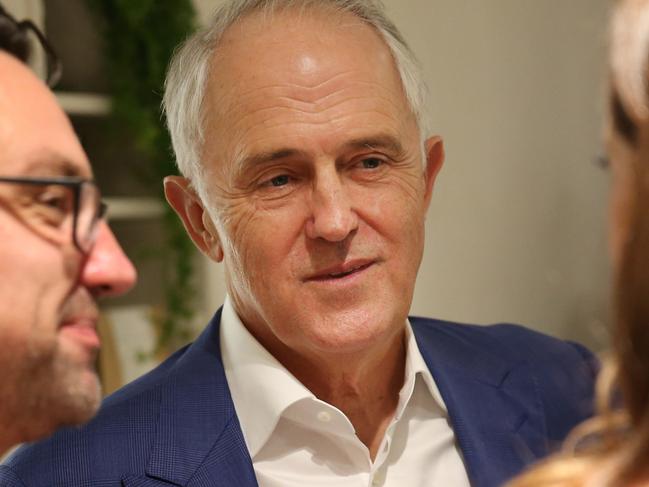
60 318 100 349
306 259 375 282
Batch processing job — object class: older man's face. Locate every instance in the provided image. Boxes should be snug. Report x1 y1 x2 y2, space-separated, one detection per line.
197 10 442 362
0 53 136 445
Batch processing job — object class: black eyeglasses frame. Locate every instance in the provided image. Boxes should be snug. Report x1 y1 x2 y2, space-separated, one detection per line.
0 175 106 253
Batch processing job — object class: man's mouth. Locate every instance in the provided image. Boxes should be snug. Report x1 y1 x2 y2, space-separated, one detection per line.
60 317 101 350
307 260 375 281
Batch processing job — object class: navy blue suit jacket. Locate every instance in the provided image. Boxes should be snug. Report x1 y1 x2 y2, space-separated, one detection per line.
1 311 596 487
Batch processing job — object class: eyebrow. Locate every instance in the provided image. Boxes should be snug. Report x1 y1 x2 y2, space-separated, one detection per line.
237 148 307 172
341 135 406 157
20 154 87 178
233 133 407 177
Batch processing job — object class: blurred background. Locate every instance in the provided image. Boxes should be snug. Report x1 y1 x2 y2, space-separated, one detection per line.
3 0 612 392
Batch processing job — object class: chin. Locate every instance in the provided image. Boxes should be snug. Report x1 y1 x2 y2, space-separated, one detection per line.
67 368 102 416
44 356 102 428
2 333 102 443
306 307 404 354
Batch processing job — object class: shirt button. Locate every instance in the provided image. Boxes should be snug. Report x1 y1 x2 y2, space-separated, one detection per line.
317 411 332 423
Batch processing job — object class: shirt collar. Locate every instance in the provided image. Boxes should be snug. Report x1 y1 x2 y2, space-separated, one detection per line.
219 296 447 457
403 322 448 415
220 296 314 457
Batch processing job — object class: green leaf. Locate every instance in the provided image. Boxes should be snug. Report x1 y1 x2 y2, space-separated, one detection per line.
86 0 198 356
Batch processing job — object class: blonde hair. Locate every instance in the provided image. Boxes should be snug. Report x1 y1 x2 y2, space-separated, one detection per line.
509 1 649 485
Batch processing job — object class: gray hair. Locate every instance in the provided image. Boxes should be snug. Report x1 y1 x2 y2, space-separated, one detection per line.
163 0 428 201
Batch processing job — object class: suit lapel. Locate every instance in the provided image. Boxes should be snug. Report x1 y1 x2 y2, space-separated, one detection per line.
119 313 546 486
411 318 547 487
122 309 259 487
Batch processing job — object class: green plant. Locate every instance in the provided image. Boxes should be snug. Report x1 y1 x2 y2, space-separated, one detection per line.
87 0 198 354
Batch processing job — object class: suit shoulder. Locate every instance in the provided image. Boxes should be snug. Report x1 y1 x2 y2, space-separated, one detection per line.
102 341 191 406
410 316 597 438
410 316 595 365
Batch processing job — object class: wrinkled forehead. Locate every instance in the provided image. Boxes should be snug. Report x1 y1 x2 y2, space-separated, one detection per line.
0 52 91 178
200 7 413 167
211 9 406 112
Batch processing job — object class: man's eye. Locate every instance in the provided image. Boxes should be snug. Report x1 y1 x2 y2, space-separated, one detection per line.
269 175 290 187
32 187 74 225
360 158 382 169
40 196 65 209
38 192 71 211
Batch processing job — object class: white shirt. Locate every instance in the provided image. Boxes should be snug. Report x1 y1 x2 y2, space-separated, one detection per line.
220 296 471 487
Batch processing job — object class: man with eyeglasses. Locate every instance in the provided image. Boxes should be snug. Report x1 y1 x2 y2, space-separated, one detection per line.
0 3 136 461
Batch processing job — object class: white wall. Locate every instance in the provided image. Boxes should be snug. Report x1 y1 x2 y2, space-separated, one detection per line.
2 0 42 20
391 1 611 349
193 0 613 350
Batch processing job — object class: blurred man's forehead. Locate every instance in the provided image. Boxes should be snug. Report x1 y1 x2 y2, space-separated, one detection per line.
0 52 91 178
0 51 35 99
13 154 87 177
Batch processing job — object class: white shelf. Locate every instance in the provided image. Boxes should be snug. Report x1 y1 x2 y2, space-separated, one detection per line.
104 197 165 220
56 91 111 116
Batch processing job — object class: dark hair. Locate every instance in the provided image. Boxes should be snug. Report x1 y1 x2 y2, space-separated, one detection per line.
0 3 31 62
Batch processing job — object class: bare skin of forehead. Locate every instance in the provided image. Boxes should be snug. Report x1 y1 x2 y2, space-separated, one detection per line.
204 6 410 125
0 52 90 177
0 53 61 135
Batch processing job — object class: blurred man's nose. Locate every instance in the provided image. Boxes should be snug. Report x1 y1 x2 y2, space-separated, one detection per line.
81 222 137 297
305 169 359 242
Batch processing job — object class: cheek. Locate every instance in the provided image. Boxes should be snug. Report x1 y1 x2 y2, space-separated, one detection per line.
383 183 427 268
609 174 635 269
607 141 637 270
0 256 75 344
359 176 427 242
606 134 637 269
0 317 58 379
223 201 305 282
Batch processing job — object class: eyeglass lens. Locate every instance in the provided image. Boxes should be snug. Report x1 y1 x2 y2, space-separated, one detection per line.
75 182 102 252
0 178 104 253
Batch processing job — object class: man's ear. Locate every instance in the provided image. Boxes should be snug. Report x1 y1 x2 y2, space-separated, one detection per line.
423 135 445 209
163 176 224 263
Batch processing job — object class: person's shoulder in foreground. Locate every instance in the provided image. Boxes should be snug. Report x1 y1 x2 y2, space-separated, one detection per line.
0 312 597 487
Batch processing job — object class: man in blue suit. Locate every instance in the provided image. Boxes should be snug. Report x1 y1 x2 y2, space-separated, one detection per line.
2 1 596 486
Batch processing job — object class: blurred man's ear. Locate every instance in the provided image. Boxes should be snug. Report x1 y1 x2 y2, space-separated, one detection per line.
163 176 224 263
423 136 445 210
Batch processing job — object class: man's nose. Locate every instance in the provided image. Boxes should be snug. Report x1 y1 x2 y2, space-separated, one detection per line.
80 222 137 297
305 172 359 242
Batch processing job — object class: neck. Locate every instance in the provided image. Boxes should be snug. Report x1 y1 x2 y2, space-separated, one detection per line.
0 407 55 459
280 329 407 460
